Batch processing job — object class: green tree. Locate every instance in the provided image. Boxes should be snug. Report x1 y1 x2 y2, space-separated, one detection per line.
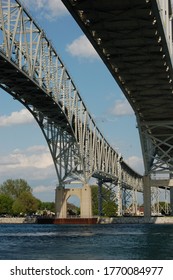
0 179 32 199
92 185 99 215
38 201 55 212
12 191 39 215
91 185 117 217
0 194 14 215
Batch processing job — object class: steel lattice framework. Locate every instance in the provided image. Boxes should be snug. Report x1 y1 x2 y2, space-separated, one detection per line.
0 0 142 195
62 0 173 181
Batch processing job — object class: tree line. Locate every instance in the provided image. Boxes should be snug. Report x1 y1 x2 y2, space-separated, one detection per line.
0 179 118 217
0 179 55 216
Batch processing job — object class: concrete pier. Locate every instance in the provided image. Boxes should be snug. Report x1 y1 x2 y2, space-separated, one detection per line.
55 184 92 218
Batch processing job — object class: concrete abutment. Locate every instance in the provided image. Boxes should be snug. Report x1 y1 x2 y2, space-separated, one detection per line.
55 184 92 218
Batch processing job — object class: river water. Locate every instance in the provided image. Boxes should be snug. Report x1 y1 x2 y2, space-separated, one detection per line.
0 223 173 260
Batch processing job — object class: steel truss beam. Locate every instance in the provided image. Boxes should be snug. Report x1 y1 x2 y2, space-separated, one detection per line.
98 174 140 216
151 186 171 215
0 0 142 192
139 121 173 175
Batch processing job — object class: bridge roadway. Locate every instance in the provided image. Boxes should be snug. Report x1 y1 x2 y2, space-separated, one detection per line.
62 0 173 215
0 0 143 218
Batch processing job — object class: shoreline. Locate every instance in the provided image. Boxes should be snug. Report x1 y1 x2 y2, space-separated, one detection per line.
98 216 173 224
1 216 173 224
0 217 36 224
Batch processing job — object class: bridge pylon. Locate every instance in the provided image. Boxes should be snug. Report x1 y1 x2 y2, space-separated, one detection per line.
170 188 173 215
55 184 92 218
143 176 152 217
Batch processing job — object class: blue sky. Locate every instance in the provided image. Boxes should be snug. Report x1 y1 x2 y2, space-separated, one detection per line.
0 0 144 202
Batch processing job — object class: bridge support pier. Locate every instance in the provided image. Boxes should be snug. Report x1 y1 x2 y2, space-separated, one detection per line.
170 187 173 215
143 176 151 217
55 184 92 218
98 180 103 216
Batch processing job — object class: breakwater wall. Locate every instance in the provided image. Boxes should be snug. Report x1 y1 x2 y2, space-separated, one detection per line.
0 217 36 224
98 216 173 224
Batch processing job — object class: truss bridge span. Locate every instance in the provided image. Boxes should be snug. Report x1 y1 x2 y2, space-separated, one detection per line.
0 0 143 218
62 0 173 217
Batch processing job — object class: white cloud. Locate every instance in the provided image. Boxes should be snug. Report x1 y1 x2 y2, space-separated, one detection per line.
21 0 68 20
33 185 55 194
125 156 144 174
0 109 34 127
0 143 56 201
26 145 49 154
0 145 58 201
109 99 134 117
0 146 53 169
0 146 54 180
66 35 99 60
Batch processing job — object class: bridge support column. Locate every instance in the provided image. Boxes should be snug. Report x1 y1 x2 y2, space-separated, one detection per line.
117 155 123 216
55 184 92 218
98 180 103 216
143 176 151 217
117 181 122 216
80 184 92 218
170 187 173 215
55 186 67 218
132 188 138 215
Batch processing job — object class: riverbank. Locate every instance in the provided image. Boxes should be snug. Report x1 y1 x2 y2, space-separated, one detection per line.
0 217 36 224
1 216 173 224
98 216 173 224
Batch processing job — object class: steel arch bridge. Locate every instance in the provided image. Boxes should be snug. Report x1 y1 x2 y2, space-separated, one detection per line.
0 0 143 218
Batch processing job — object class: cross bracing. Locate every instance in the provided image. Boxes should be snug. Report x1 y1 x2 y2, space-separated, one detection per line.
0 0 142 192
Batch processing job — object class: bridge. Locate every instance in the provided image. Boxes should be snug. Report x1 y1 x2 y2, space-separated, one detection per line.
61 0 173 217
0 0 172 219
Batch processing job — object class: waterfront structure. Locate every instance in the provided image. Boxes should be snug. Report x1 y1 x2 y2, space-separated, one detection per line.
0 0 172 218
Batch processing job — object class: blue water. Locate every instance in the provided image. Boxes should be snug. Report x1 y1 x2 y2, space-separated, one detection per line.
0 223 173 259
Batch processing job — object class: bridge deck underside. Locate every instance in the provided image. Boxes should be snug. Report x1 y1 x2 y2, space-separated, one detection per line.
63 0 173 166
0 52 70 133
